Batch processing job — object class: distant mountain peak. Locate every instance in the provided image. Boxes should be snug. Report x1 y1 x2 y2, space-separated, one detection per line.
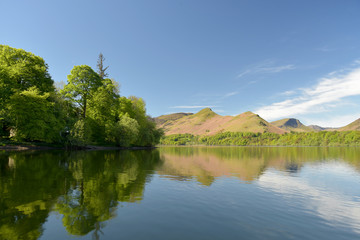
197 108 214 113
244 111 256 115
271 118 312 132
283 118 302 128
155 110 360 135
307 125 325 131
155 109 285 135
235 111 256 118
193 108 218 117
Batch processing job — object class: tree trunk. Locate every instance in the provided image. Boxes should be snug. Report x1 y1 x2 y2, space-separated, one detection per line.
83 98 87 119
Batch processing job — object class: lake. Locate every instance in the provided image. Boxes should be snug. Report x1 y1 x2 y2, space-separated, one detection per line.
1 147 360 239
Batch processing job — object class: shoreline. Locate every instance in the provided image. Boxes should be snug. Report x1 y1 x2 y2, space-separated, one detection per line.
0 144 157 151
157 144 360 147
2 144 358 151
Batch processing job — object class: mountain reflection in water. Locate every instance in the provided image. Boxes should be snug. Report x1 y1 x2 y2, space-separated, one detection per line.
0 147 359 239
158 146 360 184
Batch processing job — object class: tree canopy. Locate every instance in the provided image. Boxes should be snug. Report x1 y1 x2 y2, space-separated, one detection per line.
61 65 102 119
0 45 54 95
8 87 64 142
0 45 162 147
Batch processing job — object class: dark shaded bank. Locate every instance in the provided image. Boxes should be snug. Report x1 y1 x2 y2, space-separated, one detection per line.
0 144 156 151
0 144 63 151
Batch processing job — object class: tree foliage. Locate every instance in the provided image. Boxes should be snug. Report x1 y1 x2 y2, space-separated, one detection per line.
8 87 65 142
0 45 162 147
160 131 360 146
61 65 102 119
106 114 139 146
0 45 56 139
0 45 54 96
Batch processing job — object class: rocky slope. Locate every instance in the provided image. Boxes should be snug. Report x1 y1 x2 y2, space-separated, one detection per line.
271 118 313 132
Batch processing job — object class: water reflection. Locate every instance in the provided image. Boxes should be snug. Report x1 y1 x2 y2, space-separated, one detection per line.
259 165 360 234
159 147 360 235
158 146 360 184
0 147 360 239
0 150 160 240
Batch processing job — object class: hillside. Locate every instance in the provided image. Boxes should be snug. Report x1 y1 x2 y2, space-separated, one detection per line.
308 125 338 131
154 112 193 125
307 125 325 131
155 108 286 136
271 118 313 132
339 118 360 131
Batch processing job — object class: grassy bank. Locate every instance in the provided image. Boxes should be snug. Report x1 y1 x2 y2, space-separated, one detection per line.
160 131 360 146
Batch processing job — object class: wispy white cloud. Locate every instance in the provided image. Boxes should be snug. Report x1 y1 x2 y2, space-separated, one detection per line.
237 61 295 78
280 90 296 96
315 45 336 52
162 112 177 115
194 91 239 99
255 63 360 122
353 59 360 65
302 113 360 128
170 105 217 109
223 91 238 98
171 91 237 115
261 64 295 73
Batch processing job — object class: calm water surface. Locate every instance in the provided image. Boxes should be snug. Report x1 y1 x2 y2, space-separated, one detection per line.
1 147 360 239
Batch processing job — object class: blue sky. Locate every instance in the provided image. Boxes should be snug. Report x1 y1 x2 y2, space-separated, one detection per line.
1 0 360 127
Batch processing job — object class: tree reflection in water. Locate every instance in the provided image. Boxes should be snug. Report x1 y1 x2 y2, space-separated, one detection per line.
1 147 360 239
0 150 160 239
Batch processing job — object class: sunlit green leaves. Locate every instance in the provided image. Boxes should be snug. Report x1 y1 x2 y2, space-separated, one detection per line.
8 87 64 142
61 65 102 119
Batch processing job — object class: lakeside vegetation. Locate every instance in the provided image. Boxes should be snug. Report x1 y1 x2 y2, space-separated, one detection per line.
160 131 360 146
0 45 162 147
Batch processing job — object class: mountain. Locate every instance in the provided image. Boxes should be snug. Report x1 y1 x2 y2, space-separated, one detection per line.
339 118 360 131
154 112 193 125
271 118 313 132
307 125 338 131
155 108 286 135
307 125 325 131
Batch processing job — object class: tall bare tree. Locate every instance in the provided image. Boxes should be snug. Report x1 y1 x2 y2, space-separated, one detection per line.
96 53 109 79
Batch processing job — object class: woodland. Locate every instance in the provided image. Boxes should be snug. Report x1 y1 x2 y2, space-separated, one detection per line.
0 45 162 147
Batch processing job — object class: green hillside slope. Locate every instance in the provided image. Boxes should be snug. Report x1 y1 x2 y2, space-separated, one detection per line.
155 108 285 135
339 118 360 131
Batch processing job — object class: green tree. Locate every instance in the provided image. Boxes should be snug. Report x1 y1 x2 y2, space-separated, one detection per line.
0 45 54 97
70 119 93 145
87 79 120 143
128 96 162 146
106 114 139 146
61 65 102 119
8 87 64 142
0 45 55 138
